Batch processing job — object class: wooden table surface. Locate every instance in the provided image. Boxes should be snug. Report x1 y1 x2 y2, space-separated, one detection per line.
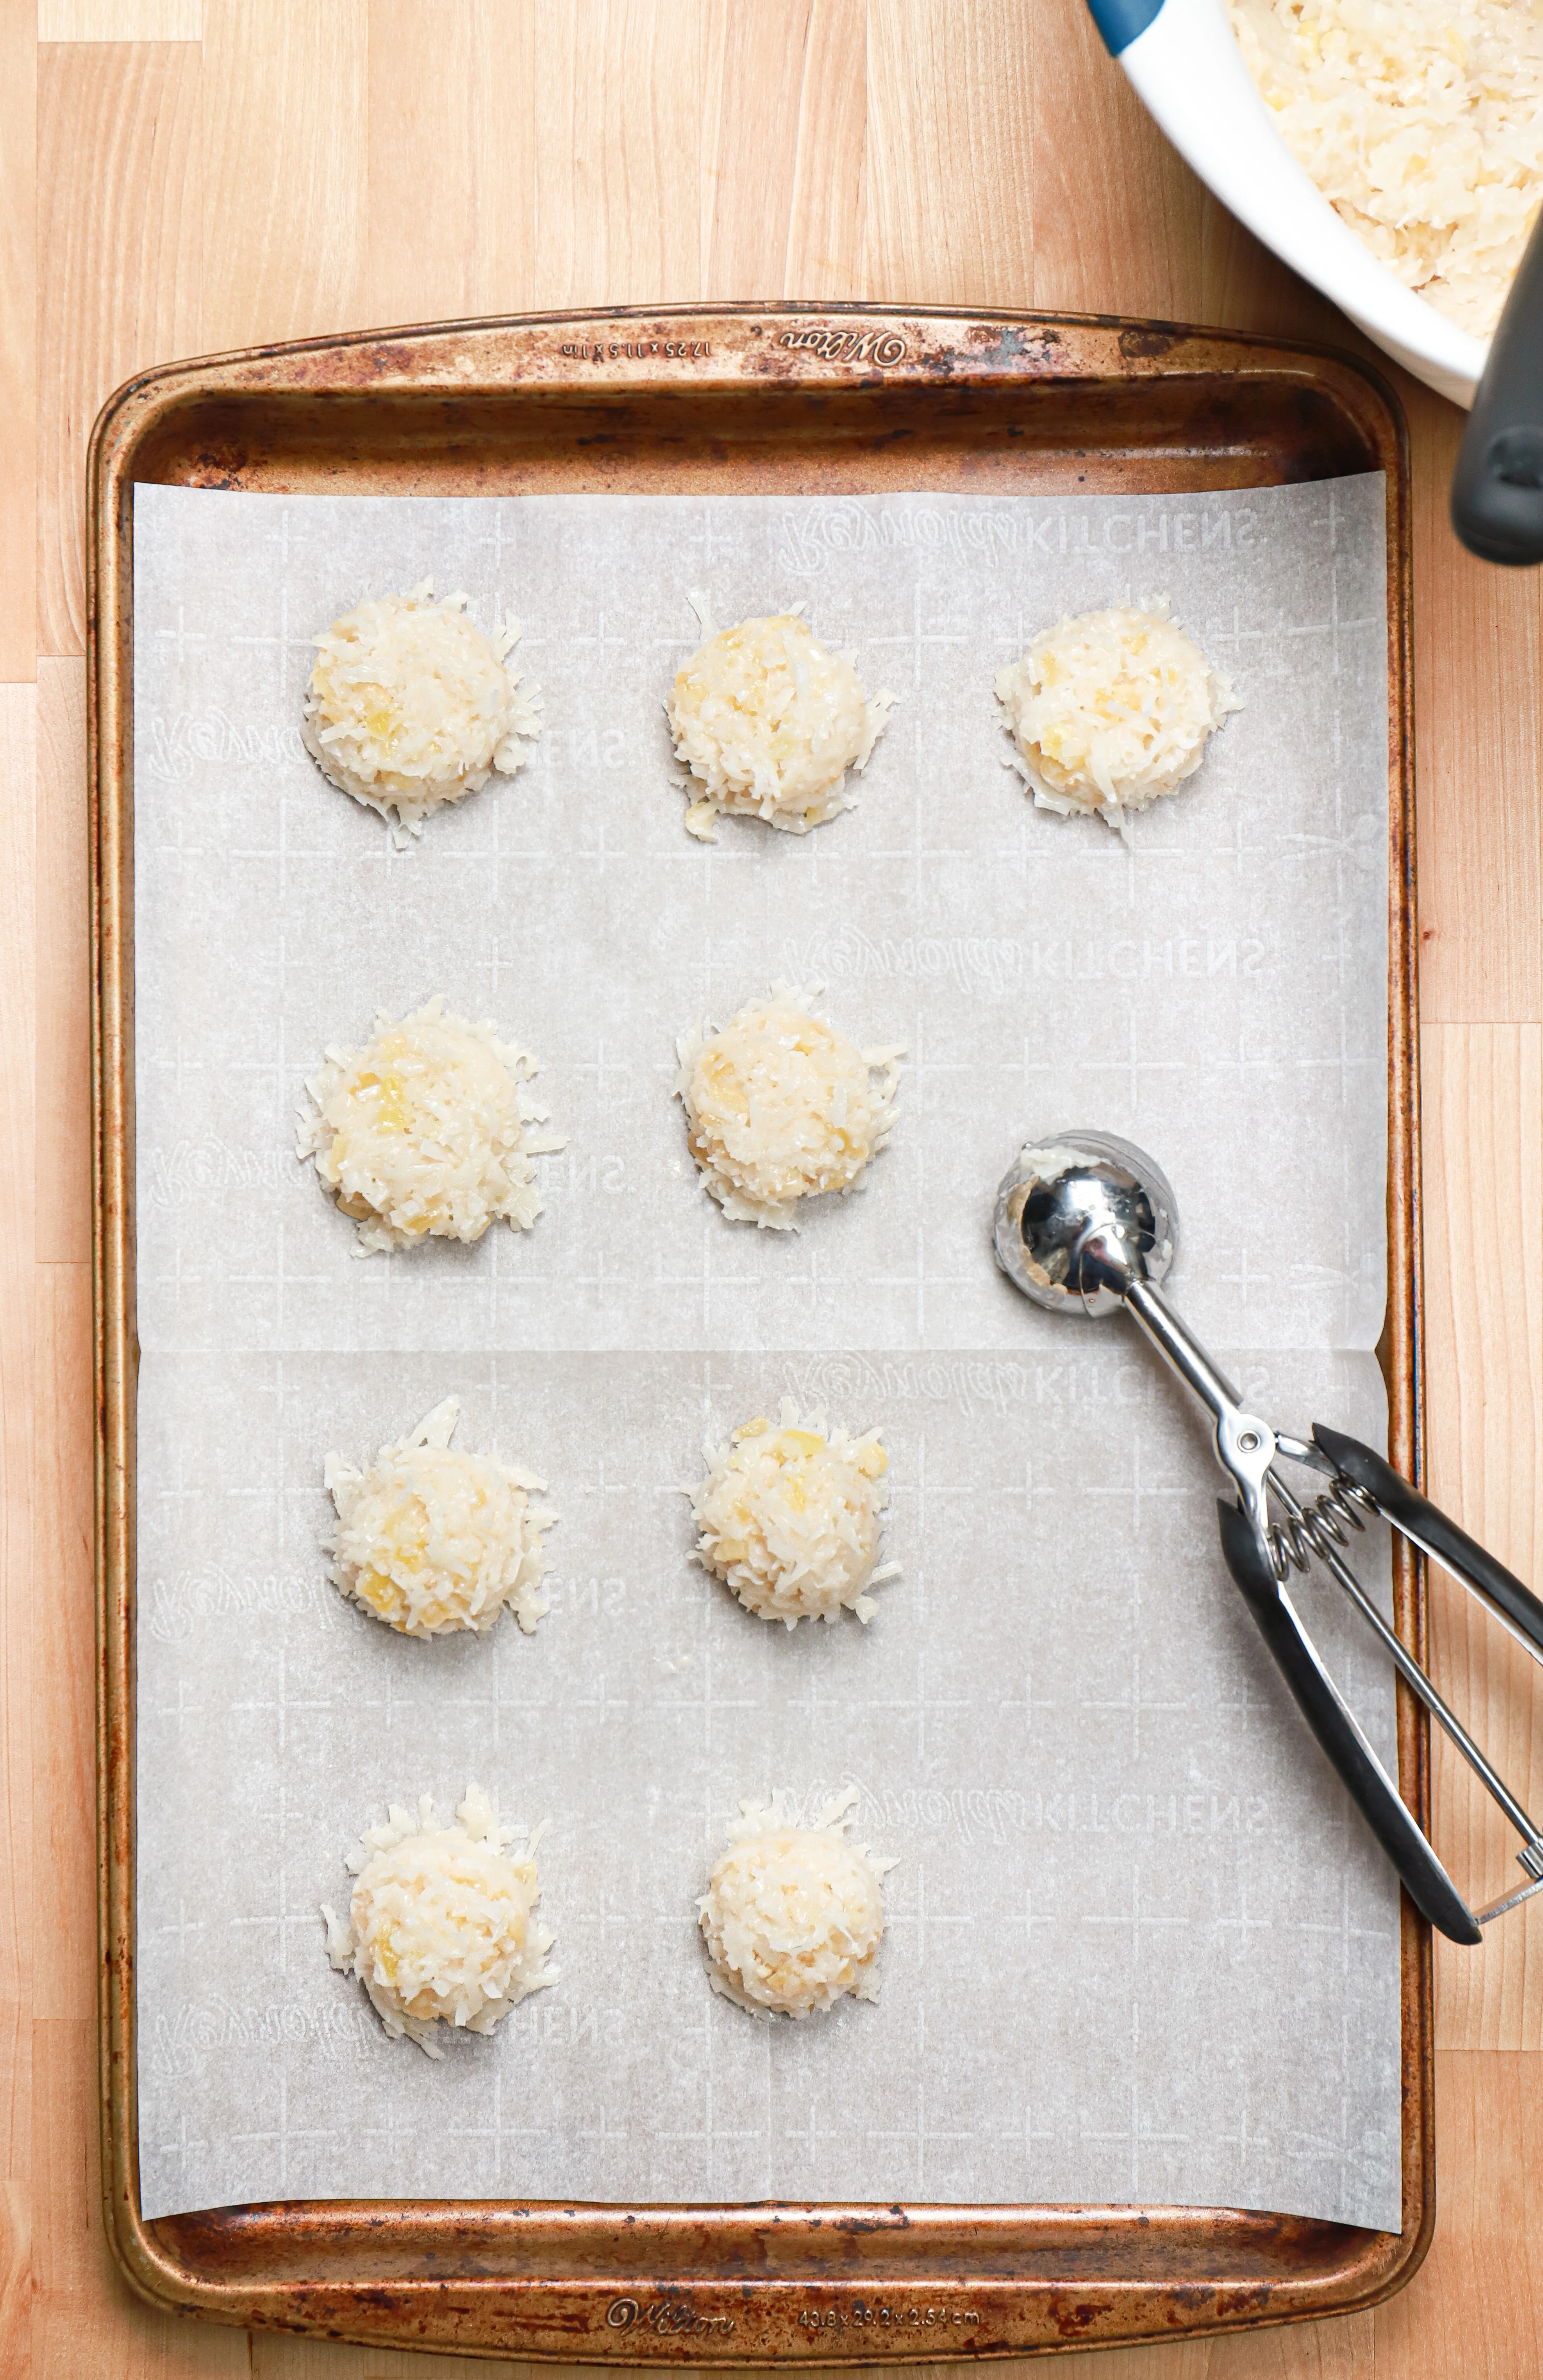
4 2 1541 2373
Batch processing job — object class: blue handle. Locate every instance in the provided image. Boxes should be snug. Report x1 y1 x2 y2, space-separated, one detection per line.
1451 207 1543 566
1086 0 1166 55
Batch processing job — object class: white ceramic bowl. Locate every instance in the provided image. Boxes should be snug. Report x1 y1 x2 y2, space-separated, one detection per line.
1093 0 1488 407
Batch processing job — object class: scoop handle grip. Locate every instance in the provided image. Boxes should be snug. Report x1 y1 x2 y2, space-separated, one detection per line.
1216 1498 1481 1945
1451 207 1543 568
1313 1423 1543 1664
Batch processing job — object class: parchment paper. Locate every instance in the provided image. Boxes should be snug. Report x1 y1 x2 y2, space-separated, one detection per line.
133 477 1401 2228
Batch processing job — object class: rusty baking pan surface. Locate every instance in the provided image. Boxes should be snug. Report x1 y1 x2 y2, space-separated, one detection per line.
90 303 1426 2361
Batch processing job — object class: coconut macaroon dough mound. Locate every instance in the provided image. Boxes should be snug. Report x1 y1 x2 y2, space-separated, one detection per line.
323 1785 556 2056
296 995 564 1256
302 580 541 840
675 982 902 1230
698 1789 897 2018
325 1396 556 1639
995 598 1242 829
692 1398 898 1628
667 602 894 841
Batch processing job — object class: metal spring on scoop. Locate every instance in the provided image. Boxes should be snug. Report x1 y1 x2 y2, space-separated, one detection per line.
1267 1472 1379 1582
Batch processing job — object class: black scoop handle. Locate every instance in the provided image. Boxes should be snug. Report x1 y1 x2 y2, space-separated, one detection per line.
1313 1422 1543 1662
1451 207 1543 567
1216 1499 1481 1945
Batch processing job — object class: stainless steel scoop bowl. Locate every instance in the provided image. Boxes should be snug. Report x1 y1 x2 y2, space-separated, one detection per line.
992 1127 1543 1945
992 1131 1177 1317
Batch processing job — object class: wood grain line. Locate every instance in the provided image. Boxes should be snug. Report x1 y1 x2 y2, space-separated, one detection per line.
38 1 203 36
702 0 813 302
532 0 709 311
1370 2051 1543 2375
34 2018 249 2380
1411 391 1543 1028
1424 1021 1543 2050
365 1 539 332
201 0 366 355
37 38 202 656
36 661 89 1265
33 1265 94 2027
0 4 37 682
782 0 866 300
0 685 37 2380
864 0 1034 308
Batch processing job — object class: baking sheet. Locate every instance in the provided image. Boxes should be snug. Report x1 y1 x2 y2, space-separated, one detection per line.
132 477 1400 2229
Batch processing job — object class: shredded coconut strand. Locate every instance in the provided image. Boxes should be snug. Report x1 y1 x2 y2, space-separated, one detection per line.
1230 0 1543 341
324 1395 556 1639
675 981 902 1230
667 605 895 841
296 994 565 1256
994 599 1241 830
302 578 542 842
692 1396 899 1629
698 1788 898 2018
322 1784 557 2057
